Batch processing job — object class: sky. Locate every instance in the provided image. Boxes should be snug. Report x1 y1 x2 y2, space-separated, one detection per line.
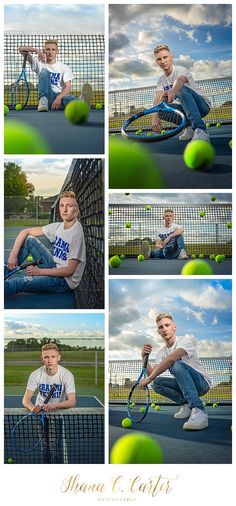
4 4 104 34
4 312 104 347
109 279 232 360
109 193 232 205
109 4 232 89
5 157 73 196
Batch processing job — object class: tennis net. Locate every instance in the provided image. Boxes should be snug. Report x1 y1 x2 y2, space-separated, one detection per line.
109 77 232 132
109 203 232 257
4 34 104 108
109 357 232 405
4 408 104 464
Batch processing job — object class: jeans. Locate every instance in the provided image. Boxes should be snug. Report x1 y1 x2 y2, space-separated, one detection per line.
152 359 210 410
4 236 72 297
38 69 76 109
150 234 185 259
171 86 210 131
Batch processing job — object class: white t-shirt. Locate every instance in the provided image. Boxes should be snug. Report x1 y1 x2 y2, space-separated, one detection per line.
155 223 182 242
31 55 74 93
26 364 76 406
156 335 211 386
42 221 86 289
156 65 211 107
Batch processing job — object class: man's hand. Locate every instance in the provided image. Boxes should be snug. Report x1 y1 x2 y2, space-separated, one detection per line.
152 113 162 133
141 344 152 359
51 96 62 110
37 49 46 62
162 236 171 247
7 254 18 270
139 378 149 389
32 404 43 414
43 404 56 412
160 90 175 103
26 265 42 276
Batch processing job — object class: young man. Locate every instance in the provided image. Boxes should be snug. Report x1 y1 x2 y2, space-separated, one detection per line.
5 191 86 297
140 313 211 430
18 39 92 111
142 208 188 260
22 343 76 412
152 44 211 142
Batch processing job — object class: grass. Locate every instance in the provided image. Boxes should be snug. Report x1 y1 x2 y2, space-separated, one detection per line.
5 350 104 361
5 219 49 228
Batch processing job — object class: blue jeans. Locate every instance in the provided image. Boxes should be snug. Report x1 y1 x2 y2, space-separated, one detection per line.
171 86 210 131
152 360 210 410
38 69 76 109
4 236 72 297
150 234 185 259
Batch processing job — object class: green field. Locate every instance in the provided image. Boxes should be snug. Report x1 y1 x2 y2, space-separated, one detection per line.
5 350 104 361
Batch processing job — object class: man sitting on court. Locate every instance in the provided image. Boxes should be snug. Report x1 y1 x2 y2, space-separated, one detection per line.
142 208 188 260
5 191 86 298
140 313 210 430
18 39 92 112
152 44 211 142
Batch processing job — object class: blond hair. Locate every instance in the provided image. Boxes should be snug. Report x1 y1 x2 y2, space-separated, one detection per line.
59 190 79 206
44 39 58 47
164 208 174 215
156 313 173 324
41 343 59 353
153 44 170 56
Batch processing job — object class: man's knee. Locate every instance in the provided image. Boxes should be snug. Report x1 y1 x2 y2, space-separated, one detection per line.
169 359 184 375
152 378 165 394
175 86 189 99
24 235 40 248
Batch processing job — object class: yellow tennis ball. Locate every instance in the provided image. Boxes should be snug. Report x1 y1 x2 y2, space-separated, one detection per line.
209 254 215 260
15 104 23 111
151 403 156 408
137 254 144 261
95 103 102 110
181 259 213 275
229 139 232 149
121 417 132 428
184 140 215 170
4 120 51 154
7 457 14 464
109 138 163 189
199 210 205 217
216 123 221 127
191 254 196 259
27 255 33 262
110 433 164 464
140 407 146 413
64 100 90 124
226 221 232 229
211 196 216 202
213 402 218 408
145 204 151 210
125 222 132 228
155 405 161 411
4 105 9 116
109 256 122 268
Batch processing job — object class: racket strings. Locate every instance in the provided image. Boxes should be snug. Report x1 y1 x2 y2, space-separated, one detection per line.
12 415 44 452
128 384 150 423
125 108 184 135
11 79 29 108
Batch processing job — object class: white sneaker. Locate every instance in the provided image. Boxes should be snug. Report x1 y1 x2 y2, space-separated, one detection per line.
80 83 93 106
142 241 151 259
192 128 210 142
183 408 208 430
178 248 188 260
174 404 191 419
38 97 48 112
179 127 194 141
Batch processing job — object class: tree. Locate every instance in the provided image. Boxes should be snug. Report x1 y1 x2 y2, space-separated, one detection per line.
4 162 35 216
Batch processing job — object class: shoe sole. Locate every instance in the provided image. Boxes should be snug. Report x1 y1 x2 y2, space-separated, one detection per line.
174 413 191 419
81 83 93 106
183 422 208 430
142 243 150 260
38 107 48 112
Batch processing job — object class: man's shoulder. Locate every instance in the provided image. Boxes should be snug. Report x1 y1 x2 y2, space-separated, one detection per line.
56 60 71 71
173 65 190 75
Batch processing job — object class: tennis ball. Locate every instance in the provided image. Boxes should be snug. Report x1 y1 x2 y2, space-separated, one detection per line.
109 256 122 268
151 403 156 408
220 254 225 261
206 123 210 127
181 259 213 275
211 196 216 202
145 204 151 210
161 129 166 134
216 123 221 127
140 407 146 414
125 222 132 229
215 254 223 263
27 255 33 262
111 133 116 137
4 120 51 154
64 100 89 124
155 405 160 411
131 402 135 407
108 209 112 215
15 104 23 111
137 254 144 261
198 253 204 259
209 254 215 260
4 105 9 116
229 139 232 149
120 254 126 259
226 221 232 229
95 103 102 110
183 140 215 170
213 402 218 408
110 433 164 464
199 210 205 218
109 138 163 189
191 254 196 259
121 417 132 428
135 129 143 135
7 458 14 464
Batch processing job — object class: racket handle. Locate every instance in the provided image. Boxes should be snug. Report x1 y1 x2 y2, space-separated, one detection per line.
43 383 57 405
143 354 149 368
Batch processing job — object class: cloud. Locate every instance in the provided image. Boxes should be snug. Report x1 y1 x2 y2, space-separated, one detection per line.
206 31 213 44
196 339 231 357
211 315 218 326
182 307 205 324
110 56 154 79
109 32 130 59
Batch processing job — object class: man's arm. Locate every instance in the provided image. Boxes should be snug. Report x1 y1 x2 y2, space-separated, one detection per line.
140 348 187 388
51 81 72 110
18 46 45 65
152 90 163 132
161 226 184 246
155 236 163 249
22 389 35 411
43 393 76 411
26 258 80 278
160 76 188 103
7 227 44 269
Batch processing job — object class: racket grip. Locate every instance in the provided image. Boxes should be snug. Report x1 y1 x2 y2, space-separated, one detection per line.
143 354 149 368
43 383 57 405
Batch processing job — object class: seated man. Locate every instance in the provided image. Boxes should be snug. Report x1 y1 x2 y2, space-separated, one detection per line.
142 208 188 260
5 191 86 297
18 39 92 111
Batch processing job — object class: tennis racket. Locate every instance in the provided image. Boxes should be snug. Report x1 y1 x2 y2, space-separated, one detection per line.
163 239 180 259
11 52 30 110
121 100 186 142
11 383 57 454
127 354 150 423
4 258 44 280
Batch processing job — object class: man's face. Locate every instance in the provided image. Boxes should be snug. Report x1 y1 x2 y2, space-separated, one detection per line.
59 197 79 223
155 49 173 73
164 212 174 226
41 349 61 371
44 43 58 62
157 317 176 341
